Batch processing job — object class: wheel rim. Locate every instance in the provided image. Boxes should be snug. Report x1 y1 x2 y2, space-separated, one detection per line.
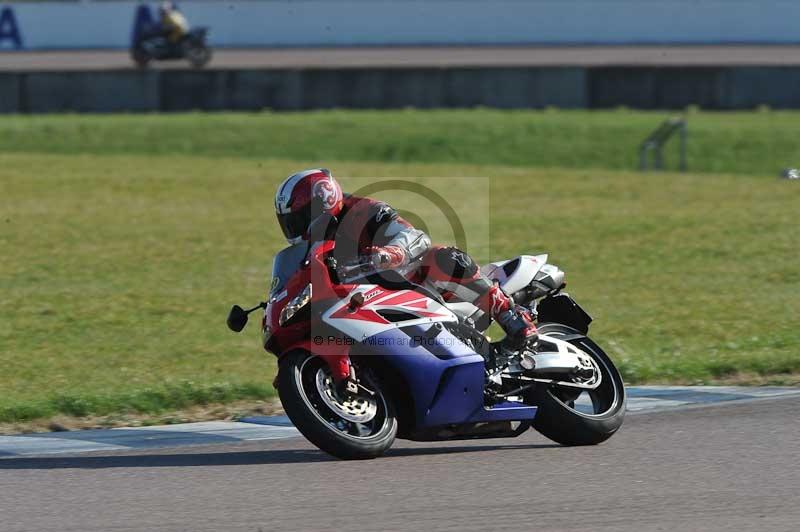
314 369 378 423
187 47 209 65
543 332 623 418
295 356 390 440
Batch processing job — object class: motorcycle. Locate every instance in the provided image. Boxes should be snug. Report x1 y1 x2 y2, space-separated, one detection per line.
227 214 625 459
131 27 212 68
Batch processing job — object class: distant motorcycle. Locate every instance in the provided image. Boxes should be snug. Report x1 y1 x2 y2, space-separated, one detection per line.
228 215 626 459
131 27 212 68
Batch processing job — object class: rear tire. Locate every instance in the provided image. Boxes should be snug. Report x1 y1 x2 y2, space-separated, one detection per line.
528 323 626 446
278 351 397 460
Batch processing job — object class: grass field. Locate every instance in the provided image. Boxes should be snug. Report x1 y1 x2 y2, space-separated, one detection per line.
1 110 799 425
2 109 800 175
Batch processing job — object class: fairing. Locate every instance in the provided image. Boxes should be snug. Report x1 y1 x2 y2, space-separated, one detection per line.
480 254 549 295
322 285 458 339
354 325 536 428
265 243 537 432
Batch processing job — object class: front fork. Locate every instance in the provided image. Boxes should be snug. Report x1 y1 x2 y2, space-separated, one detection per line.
270 334 353 384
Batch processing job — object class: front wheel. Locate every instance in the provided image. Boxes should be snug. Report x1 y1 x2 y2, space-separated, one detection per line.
527 323 626 446
130 47 151 68
278 351 397 459
185 44 212 68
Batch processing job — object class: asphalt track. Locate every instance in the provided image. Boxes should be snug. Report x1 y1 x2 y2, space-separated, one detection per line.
1 395 798 532
3 45 800 71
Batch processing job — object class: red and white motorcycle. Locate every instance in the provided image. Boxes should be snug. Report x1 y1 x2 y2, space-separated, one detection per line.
228 222 626 459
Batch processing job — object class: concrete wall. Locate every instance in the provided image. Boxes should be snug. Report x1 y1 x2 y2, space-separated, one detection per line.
3 1 800 50
5 66 800 113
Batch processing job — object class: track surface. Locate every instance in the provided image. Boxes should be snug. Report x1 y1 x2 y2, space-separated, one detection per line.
1 396 798 531
4 45 800 71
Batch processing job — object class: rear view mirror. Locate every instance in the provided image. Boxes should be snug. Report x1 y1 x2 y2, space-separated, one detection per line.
227 305 249 332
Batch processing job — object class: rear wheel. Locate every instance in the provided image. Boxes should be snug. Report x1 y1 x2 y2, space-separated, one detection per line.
278 351 397 459
527 323 626 445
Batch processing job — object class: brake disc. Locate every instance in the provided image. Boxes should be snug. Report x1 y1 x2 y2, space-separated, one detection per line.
315 369 378 423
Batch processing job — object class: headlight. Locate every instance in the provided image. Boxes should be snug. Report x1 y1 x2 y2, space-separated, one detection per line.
279 284 312 326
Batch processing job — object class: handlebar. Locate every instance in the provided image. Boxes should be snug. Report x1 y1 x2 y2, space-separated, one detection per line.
337 256 377 280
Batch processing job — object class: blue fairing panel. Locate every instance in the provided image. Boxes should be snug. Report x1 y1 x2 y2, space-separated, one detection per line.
357 325 535 428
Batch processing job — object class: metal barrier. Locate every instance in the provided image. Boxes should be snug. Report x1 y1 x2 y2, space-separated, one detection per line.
639 117 687 172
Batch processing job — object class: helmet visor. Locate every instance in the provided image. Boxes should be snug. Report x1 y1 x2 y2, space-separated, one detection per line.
277 203 311 242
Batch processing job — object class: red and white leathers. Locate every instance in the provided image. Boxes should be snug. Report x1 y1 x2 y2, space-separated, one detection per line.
273 169 538 383
414 245 538 349
331 195 430 270
331 195 538 352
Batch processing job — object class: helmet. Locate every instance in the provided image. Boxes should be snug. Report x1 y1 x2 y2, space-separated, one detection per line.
274 168 343 244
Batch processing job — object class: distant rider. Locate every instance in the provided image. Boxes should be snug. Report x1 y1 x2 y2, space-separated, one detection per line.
273 169 539 394
158 1 189 44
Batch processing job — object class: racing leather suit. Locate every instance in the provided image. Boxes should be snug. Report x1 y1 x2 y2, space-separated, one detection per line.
334 195 537 360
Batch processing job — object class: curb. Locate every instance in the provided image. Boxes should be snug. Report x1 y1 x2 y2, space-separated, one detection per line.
1 386 798 458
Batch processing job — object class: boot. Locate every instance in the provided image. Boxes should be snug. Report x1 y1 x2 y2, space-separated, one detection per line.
477 284 538 350
495 306 538 350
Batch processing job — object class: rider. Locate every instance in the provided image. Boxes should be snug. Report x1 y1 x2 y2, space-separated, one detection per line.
274 168 538 391
158 1 189 44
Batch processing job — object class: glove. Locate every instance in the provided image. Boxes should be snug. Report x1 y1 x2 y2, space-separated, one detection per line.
366 246 407 270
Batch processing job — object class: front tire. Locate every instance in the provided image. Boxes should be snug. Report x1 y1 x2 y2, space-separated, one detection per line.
131 47 151 68
278 351 397 460
528 323 626 446
186 44 212 68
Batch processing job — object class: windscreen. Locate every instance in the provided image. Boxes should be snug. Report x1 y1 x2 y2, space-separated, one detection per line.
269 243 307 296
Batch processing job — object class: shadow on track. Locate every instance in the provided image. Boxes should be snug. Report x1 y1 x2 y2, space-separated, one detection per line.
0 442 560 470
